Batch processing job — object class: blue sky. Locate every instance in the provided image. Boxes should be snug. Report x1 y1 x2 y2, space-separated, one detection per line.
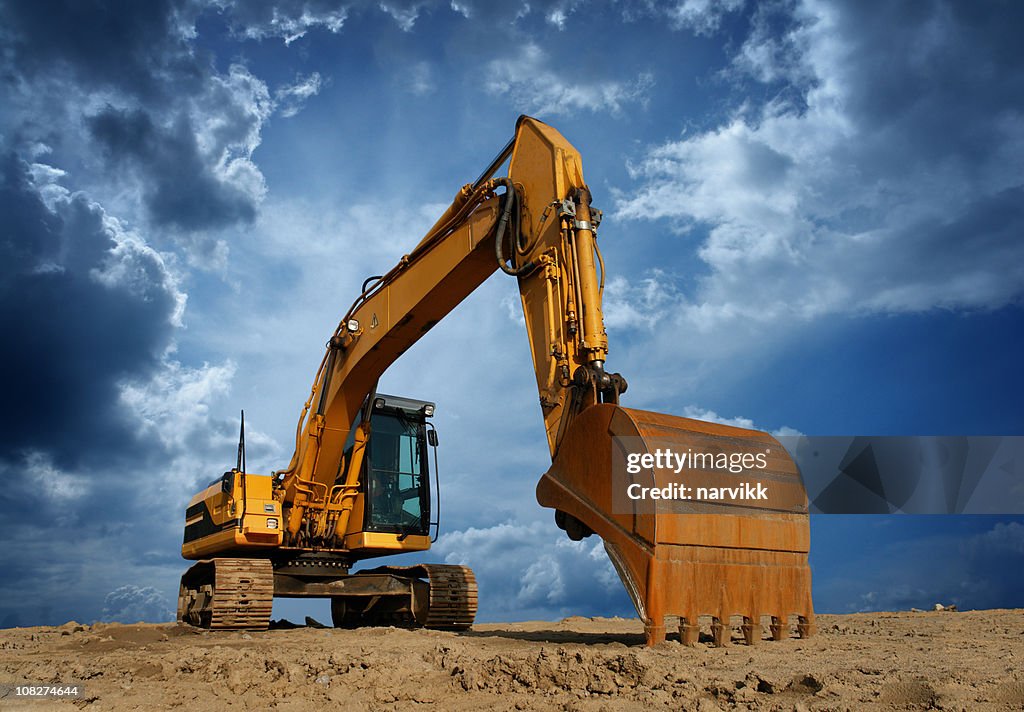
1 0 1022 626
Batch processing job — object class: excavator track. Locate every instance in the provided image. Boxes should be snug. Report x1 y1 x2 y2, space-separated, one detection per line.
177 558 274 630
333 563 478 630
419 564 478 630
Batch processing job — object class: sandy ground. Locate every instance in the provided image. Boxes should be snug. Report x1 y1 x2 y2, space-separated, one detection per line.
1 610 1022 710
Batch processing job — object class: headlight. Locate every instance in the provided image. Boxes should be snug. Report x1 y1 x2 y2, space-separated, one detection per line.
347 319 360 333
266 518 279 529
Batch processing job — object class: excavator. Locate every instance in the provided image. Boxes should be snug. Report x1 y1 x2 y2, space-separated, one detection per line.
177 116 815 646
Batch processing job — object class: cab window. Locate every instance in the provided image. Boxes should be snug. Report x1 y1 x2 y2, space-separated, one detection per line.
365 411 428 533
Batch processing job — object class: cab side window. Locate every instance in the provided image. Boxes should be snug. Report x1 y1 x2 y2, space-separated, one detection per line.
365 412 428 532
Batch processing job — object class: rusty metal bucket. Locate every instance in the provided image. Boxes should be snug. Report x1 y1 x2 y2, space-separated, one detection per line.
536 405 815 646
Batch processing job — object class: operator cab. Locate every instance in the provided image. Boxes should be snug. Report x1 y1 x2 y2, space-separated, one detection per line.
349 393 438 540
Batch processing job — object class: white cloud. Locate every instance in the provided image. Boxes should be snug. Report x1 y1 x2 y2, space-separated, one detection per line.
617 0 745 35
216 0 468 39
404 61 435 96
448 0 472 18
730 0 817 84
665 0 745 35
194 65 273 159
432 521 631 619
544 0 582 29
101 584 174 624
378 0 431 30
29 164 189 326
616 0 1024 333
486 44 654 116
91 223 189 327
275 72 324 117
962 522 1024 557
680 406 802 437
25 452 87 502
603 271 680 331
118 354 285 514
222 2 349 44
192 63 274 213
501 289 525 326
447 0 532 21
119 359 237 452
60 61 277 248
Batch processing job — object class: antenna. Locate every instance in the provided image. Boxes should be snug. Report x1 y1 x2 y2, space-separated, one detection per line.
235 410 247 532
236 410 246 474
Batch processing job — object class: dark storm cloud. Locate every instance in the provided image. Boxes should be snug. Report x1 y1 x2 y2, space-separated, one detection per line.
0 0 201 100
806 0 1024 186
2 1 272 235
830 2 1024 126
0 259 182 626
89 107 257 230
738 0 1024 183
0 1 239 631
0 508 183 626
0 153 181 467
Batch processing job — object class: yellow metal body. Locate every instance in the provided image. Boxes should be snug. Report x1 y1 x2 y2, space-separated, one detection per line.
181 474 283 559
180 116 814 645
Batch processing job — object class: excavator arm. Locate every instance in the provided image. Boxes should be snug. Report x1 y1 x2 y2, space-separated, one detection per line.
275 116 625 540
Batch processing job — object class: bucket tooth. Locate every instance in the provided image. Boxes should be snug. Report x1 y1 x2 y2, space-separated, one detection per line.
537 404 814 647
679 617 700 646
711 617 728 647
645 621 667 645
742 615 759 645
798 614 816 638
770 615 787 641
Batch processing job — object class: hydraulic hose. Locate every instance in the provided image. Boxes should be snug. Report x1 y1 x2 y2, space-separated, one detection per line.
494 180 534 276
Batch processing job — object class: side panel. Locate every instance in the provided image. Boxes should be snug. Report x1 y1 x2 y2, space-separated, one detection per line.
182 473 283 559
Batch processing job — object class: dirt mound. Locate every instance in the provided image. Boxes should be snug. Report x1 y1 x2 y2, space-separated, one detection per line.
439 646 647 694
0 610 1021 710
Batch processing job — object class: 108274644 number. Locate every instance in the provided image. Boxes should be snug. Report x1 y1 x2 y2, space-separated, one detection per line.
0 684 84 698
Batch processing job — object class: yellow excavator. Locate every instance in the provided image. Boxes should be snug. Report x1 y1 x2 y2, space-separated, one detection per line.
177 116 815 646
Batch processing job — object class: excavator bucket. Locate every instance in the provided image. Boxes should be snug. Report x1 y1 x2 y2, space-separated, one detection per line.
537 405 814 646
